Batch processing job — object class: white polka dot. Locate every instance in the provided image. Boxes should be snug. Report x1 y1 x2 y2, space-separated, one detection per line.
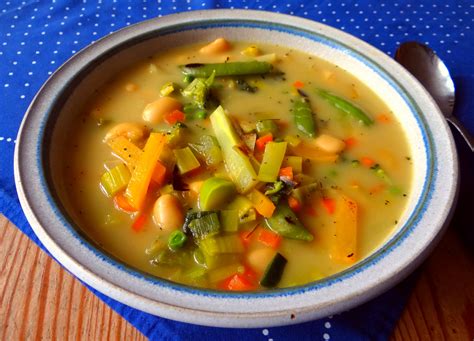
4 84 9 87
323 333 331 340
20 95 25 99
262 329 269 336
6 138 12 142
325 321 331 328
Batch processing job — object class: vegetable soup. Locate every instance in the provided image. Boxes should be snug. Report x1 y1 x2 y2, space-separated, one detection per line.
62 38 412 290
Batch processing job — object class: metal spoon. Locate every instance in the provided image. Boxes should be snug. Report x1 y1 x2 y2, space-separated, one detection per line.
395 41 474 151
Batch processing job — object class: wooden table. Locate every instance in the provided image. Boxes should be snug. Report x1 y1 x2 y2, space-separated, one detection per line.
1 214 473 340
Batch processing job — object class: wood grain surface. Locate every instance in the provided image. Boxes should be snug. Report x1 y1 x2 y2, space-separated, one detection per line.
1 214 473 340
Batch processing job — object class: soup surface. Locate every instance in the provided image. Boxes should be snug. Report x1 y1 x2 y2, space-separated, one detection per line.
61 39 412 290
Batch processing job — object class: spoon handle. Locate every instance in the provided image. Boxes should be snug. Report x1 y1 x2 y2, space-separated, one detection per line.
446 116 474 152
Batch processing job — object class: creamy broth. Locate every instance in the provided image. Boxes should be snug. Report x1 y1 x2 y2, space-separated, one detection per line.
62 40 411 290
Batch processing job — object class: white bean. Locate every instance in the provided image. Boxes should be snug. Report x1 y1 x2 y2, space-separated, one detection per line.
104 122 149 143
152 194 184 232
246 247 275 274
142 96 182 124
199 38 231 55
313 134 346 154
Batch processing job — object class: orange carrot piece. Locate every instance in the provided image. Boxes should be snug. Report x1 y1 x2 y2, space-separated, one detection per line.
293 80 304 88
249 189 276 218
114 192 137 213
107 136 142 171
125 133 166 210
376 114 391 123
164 109 186 125
151 160 167 186
288 196 301 212
279 166 293 180
322 197 336 215
221 267 257 291
360 157 376 168
257 228 282 249
255 133 273 152
132 213 147 232
344 137 357 149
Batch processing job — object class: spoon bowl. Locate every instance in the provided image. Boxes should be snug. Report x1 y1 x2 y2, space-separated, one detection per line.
395 41 474 151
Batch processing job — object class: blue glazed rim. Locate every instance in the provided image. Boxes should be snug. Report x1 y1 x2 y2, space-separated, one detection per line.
38 18 435 300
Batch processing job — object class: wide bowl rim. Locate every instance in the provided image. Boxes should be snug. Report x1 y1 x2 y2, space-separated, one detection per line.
14 9 458 327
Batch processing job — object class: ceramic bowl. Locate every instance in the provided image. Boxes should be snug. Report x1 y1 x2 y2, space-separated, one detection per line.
14 10 458 327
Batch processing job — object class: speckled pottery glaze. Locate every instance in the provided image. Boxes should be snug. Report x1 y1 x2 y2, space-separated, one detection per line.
14 10 458 328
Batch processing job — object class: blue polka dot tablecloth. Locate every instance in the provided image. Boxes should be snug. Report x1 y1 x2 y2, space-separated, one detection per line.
1 0 473 340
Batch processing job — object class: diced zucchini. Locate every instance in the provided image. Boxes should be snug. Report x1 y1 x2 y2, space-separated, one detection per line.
260 252 287 288
199 177 237 211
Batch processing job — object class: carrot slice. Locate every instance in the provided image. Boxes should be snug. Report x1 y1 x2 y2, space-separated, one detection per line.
125 133 166 210
360 156 376 168
114 192 137 213
255 133 273 152
344 137 357 148
257 228 282 249
279 166 293 180
220 267 257 291
293 80 304 88
164 109 186 125
151 160 167 186
132 213 147 232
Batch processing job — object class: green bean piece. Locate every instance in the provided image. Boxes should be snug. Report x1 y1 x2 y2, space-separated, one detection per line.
168 230 187 251
264 203 313 241
292 93 317 137
181 61 273 78
317 89 374 126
